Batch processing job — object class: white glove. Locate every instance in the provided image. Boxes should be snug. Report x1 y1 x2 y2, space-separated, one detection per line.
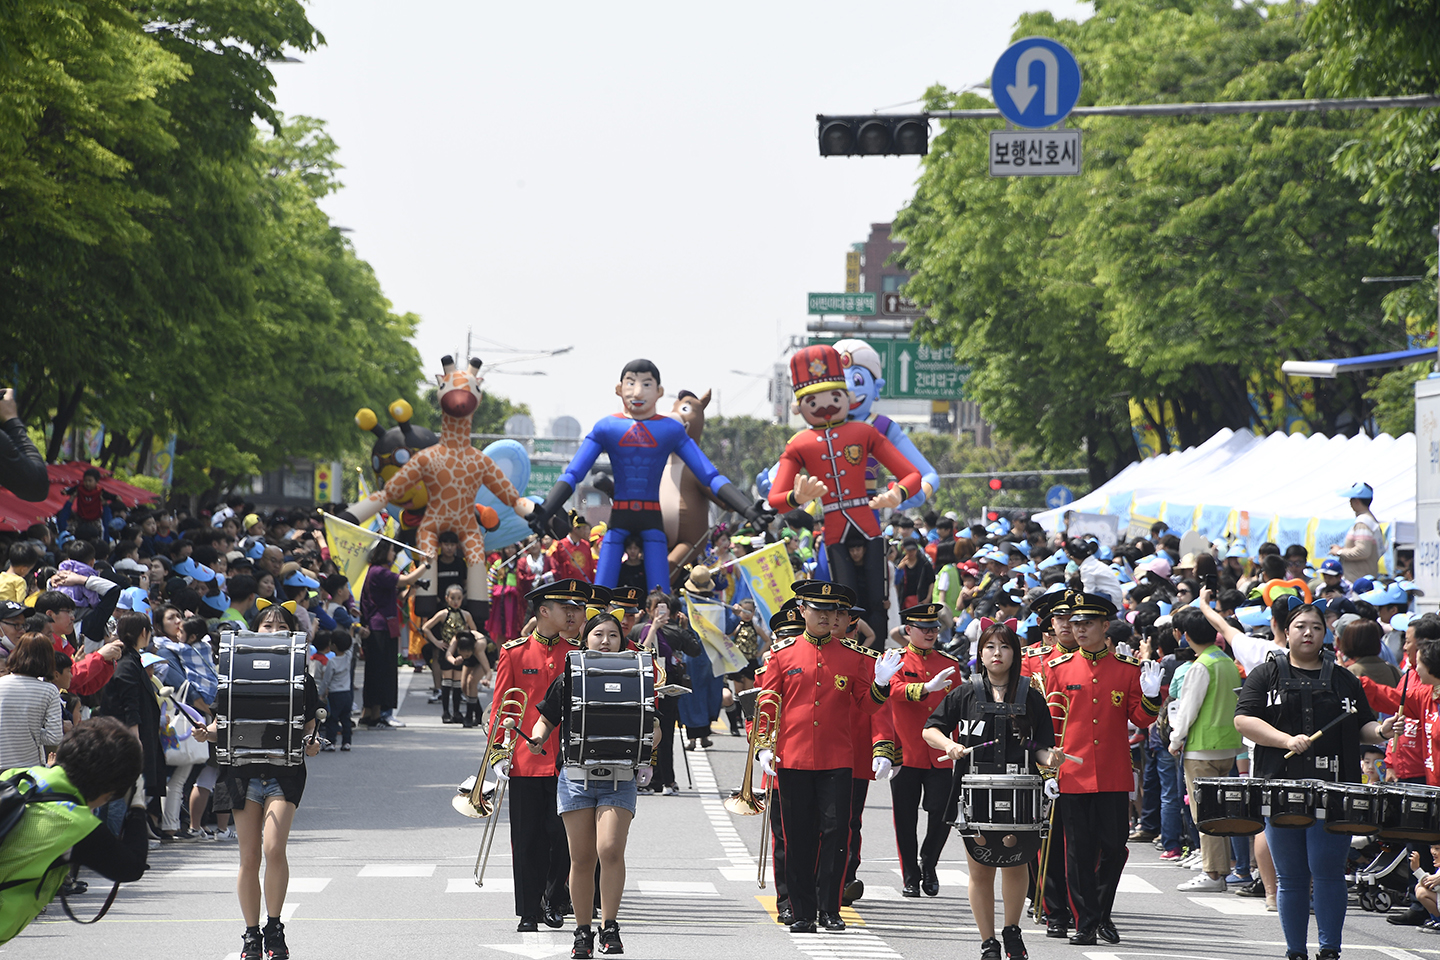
636 765 654 788
1139 660 1163 698
923 666 957 694
491 759 511 782
871 757 893 781
757 748 776 778
873 649 903 686
1044 778 1061 800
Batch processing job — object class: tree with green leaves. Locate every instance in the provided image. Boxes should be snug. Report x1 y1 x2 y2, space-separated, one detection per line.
895 0 1418 483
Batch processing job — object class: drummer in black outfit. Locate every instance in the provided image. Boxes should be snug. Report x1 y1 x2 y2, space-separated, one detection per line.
923 619 1056 960
1234 596 1391 960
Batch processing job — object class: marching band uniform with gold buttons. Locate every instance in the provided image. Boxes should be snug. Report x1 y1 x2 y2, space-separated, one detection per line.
757 581 894 930
886 603 960 898
1043 593 1160 944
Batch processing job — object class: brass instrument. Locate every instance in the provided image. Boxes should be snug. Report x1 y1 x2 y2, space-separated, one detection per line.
454 688 529 888
724 689 783 887
1032 689 1070 921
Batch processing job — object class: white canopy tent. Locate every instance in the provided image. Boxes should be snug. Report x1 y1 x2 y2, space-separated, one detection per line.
1033 429 1416 558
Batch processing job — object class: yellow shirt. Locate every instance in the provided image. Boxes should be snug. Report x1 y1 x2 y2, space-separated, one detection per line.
0 571 27 603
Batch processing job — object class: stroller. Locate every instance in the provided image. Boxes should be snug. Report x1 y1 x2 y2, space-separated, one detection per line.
1350 834 1415 913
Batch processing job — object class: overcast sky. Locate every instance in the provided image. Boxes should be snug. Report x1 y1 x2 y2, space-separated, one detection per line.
274 1 1092 433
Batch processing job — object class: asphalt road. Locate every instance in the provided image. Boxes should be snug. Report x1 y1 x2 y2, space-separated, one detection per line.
9 668 1440 960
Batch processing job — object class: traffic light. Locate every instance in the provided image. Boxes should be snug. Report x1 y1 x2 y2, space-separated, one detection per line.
817 115 929 157
988 477 1003 491
1012 474 1042 490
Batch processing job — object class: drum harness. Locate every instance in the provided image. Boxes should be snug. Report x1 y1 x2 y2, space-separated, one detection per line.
969 673 1034 774
1269 650 1340 782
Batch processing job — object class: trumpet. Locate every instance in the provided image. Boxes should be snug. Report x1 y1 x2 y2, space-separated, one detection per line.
454 688 529 888
724 689 782 887
1033 689 1070 921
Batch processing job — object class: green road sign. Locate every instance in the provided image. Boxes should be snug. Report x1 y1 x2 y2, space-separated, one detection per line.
806 338 969 401
807 292 877 316
526 461 565 498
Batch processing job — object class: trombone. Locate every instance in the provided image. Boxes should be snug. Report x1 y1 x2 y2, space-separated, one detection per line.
454 687 528 888
724 689 782 888
1033 689 1070 921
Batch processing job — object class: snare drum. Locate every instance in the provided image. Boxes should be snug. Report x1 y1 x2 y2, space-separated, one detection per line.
961 774 1045 831
1194 778 1264 837
1259 778 1318 828
1380 783 1440 842
1318 782 1381 836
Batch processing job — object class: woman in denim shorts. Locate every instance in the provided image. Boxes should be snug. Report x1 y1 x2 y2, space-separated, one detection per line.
195 600 322 960
526 612 657 958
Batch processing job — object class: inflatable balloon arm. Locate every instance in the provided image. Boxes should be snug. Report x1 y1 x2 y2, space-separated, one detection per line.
884 423 939 510
346 454 427 524
675 436 771 523
527 480 574 537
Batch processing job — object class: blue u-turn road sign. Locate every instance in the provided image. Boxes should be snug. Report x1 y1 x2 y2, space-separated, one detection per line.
992 37 1083 129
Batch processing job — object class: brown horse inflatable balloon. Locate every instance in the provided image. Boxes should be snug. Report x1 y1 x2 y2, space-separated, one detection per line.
660 389 715 578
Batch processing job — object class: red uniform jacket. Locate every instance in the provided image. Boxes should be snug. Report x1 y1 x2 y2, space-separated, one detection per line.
888 645 960 770
489 631 580 778
1043 647 1159 794
548 537 594 583
1361 672 1435 784
768 420 921 545
758 634 890 771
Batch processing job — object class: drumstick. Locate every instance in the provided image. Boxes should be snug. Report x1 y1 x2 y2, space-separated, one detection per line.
503 717 547 755
939 740 1083 765
1283 707 1354 759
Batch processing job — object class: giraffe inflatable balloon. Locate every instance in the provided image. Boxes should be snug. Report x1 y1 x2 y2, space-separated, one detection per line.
349 356 534 620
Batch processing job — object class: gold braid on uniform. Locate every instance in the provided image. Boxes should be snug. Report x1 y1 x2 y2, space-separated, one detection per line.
905 683 927 702
873 739 901 765
869 681 891 705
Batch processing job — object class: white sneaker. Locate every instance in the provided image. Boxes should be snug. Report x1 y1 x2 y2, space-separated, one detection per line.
1178 874 1227 892
220 826 237 840
1179 851 1201 868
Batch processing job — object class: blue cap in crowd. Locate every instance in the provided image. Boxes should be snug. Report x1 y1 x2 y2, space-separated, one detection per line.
1338 482 1374 500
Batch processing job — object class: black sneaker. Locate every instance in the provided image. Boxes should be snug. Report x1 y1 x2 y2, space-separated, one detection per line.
572 926 595 959
263 918 288 960
1002 924 1028 960
981 937 1002 960
1234 878 1266 898
1389 907 1430 926
241 928 264 960
598 920 624 955
1317 950 1340 960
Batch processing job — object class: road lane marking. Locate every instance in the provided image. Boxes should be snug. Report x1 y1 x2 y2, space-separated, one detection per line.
358 863 436 877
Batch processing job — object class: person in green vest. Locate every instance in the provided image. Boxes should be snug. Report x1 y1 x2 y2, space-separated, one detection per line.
0 716 148 944
1167 605 1243 893
931 542 963 649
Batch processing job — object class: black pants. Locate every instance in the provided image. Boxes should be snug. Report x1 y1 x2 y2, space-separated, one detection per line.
1042 790 1070 924
653 698 679 787
362 628 398 711
890 766 951 885
507 775 570 918
827 538 887 643
1060 791 1129 933
777 768 851 922
770 782 788 905
845 778 869 885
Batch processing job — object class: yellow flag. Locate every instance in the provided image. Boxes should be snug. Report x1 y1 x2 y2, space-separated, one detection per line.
731 541 795 622
324 514 380 594
685 595 750 676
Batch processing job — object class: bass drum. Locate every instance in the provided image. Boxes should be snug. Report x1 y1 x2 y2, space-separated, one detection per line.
963 830 1043 869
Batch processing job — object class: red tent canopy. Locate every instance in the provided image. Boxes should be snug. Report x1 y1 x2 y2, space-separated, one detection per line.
0 462 159 530
0 485 68 533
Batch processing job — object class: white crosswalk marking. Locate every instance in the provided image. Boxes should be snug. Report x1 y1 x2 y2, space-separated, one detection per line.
1115 873 1160 893
635 879 718 895
789 930 903 958
889 866 969 884
357 863 436 877
1187 895 1272 915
